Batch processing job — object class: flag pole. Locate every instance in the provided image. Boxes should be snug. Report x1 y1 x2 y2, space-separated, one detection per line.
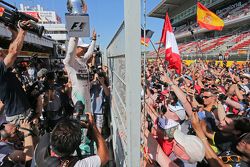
188 27 205 60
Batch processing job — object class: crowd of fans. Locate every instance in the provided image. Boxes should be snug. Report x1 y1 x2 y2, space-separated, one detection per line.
1 3 250 167
0 21 110 167
142 59 250 167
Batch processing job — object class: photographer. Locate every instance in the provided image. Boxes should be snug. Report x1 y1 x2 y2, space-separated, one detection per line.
0 21 35 124
34 113 109 167
63 30 96 114
0 120 34 166
90 70 110 133
36 71 73 132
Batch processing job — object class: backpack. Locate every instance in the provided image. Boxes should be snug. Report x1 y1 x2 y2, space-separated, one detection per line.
34 133 79 167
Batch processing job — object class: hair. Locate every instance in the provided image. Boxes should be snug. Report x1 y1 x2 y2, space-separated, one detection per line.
50 119 82 157
0 123 10 140
234 117 250 134
204 88 219 95
240 133 250 144
169 91 178 104
227 114 250 134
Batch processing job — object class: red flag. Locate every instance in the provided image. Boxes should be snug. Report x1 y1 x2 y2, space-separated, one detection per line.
160 13 182 74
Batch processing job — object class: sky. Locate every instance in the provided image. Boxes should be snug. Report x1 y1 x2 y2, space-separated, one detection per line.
7 0 164 52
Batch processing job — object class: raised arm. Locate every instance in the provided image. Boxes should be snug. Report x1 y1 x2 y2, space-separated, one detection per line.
86 113 109 166
63 37 78 67
191 112 229 167
161 74 193 118
83 31 96 61
4 22 27 68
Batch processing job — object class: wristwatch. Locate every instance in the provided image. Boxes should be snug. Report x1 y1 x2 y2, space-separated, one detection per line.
24 133 32 138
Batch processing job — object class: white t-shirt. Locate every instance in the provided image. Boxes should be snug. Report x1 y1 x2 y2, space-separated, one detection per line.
74 155 101 167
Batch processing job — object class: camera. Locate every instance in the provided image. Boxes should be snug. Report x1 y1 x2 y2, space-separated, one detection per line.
73 101 89 123
0 0 44 37
218 93 228 102
55 70 68 86
89 66 106 81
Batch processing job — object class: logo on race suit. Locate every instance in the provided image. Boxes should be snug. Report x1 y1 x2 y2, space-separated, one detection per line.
0 7 5 17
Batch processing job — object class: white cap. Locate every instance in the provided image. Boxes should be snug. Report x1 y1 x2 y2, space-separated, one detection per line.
242 73 250 79
77 38 89 48
168 102 186 121
174 130 205 163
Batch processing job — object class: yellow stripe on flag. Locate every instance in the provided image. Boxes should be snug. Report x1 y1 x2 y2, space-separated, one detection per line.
197 2 224 31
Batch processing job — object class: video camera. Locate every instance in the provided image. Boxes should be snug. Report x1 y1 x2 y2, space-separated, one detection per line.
0 0 44 37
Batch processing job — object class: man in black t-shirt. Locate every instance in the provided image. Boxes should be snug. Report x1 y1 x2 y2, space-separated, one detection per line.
0 22 31 124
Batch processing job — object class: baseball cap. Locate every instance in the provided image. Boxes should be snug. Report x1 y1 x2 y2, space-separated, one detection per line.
239 84 249 94
37 68 48 78
158 117 179 130
168 102 186 121
174 130 205 163
241 73 250 79
157 117 180 139
77 38 90 48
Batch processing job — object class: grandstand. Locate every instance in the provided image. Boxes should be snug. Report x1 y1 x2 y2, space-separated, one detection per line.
148 0 250 60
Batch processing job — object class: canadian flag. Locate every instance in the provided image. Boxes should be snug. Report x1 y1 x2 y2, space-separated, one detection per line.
160 13 182 74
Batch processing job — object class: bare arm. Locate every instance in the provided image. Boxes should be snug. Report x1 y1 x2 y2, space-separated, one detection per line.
161 74 193 118
191 113 229 167
86 113 109 166
4 28 26 68
225 97 242 110
144 130 178 167
216 101 226 121
19 120 34 162
99 77 110 97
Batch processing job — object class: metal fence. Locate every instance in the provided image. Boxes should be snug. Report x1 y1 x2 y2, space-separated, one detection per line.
107 22 127 166
107 1 141 165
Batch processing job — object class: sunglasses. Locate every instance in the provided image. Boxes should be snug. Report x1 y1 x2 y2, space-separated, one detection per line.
219 155 241 163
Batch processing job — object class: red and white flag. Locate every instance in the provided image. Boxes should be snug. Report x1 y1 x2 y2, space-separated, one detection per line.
160 12 182 74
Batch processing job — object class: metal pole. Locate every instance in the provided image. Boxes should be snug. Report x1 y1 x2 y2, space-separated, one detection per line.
189 28 204 60
247 46 250 61
124 0 141 166
143 0 147 166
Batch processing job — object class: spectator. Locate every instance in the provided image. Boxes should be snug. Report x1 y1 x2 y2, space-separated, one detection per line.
0 22 35 124
191 112 250 167
90 71 110 133
0 120 34 166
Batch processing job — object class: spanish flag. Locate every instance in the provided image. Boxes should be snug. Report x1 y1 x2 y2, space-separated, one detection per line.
197 2 224 31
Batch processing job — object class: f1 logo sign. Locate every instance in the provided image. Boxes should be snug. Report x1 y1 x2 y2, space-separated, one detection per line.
65 13 90 37
70 22 86 30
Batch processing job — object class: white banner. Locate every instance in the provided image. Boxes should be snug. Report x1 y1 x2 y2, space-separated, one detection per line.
65 13 90 37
